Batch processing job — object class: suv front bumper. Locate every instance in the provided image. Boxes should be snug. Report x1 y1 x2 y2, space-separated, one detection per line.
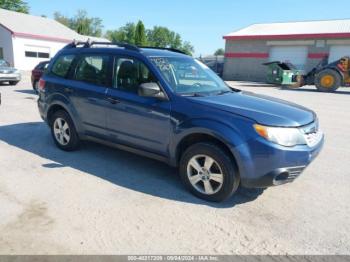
239 135 324 188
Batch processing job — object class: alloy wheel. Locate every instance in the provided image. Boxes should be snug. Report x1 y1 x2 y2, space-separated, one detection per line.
53 118 70 146
186 154 224 195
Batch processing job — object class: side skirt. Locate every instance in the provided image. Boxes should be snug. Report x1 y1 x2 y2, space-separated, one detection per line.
84 135 171 166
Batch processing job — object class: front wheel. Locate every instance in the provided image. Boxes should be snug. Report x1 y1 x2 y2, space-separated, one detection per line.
315 69 341 92
50 110 79 151
179 143 239 202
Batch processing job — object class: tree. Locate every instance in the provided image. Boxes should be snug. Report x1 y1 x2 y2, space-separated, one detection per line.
106 22 195 56
54 10 103 37
214 48 224 56
147 26 171 47
180 41 195 56
54 12 70 27
0 0 29 13
135 20 147 46
146 26 194 55
106 22 136 44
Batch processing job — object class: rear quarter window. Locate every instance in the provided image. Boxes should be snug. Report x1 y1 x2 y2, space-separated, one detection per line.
51 54 75 78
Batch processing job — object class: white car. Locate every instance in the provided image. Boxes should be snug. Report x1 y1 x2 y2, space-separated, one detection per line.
0 59 21 85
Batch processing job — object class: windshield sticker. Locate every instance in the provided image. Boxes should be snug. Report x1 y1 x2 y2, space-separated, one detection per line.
151 58 172 71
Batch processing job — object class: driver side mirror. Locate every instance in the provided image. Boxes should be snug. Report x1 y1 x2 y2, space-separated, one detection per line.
139 82 167 100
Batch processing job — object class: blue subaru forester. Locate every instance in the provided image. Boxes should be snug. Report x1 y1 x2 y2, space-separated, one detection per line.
37 41 324 202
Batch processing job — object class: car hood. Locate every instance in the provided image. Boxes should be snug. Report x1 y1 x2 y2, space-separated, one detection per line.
188 91 315 127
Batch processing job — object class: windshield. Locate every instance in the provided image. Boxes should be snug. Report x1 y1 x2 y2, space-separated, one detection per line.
0 59 9 67
150 57 231 96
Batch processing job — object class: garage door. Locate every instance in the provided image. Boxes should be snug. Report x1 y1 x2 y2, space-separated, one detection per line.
269 46 308 69
329 45 350 63
23 45 51 70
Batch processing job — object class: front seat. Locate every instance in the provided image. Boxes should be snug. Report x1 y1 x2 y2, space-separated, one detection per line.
117 61 139 93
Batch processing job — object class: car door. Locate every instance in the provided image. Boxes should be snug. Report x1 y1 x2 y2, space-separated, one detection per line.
68 53 112 139
105 56 171 156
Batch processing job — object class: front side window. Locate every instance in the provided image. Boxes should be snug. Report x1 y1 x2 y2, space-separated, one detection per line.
114 57 158 94
150 57 231 96
51 54 75 78
74 55 110 86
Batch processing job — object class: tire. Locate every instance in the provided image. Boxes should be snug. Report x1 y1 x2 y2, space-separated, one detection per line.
50 110 79 151
179 142 239 202
315 69 342 92
9 81 19 86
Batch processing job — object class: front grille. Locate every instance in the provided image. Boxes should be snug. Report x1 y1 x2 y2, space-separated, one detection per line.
300 120 323 147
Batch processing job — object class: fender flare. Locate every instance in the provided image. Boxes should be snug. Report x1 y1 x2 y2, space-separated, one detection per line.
169 118 249 175
46 94 83 134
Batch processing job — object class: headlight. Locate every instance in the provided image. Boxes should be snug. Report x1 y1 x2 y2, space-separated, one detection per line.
254 124 306 147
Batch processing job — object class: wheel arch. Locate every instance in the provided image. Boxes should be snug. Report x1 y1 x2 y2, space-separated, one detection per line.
46 101 83 134
175 132 237 165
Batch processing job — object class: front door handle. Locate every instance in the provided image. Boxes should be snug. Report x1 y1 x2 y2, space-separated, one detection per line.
107 97 120 104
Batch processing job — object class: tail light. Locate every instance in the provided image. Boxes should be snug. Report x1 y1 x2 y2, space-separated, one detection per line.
38 78 46 91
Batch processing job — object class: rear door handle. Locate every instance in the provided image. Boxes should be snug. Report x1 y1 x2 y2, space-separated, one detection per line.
107 97 120 104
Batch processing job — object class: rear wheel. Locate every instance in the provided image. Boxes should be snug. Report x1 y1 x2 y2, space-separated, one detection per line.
50 110 79 151
179 143 239 202
315 69 341 92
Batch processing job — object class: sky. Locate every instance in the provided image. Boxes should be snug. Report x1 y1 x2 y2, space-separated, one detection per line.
27 0 350 56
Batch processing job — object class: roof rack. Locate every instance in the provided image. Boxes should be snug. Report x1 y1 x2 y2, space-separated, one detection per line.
138 46 187 54
63 39 139 52
63 40 187 55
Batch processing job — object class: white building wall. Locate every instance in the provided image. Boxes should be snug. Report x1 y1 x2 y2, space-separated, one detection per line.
0 26 14 66
12 36 68 70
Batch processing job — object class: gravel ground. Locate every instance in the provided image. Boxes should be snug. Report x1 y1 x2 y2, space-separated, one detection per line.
0 74 349 255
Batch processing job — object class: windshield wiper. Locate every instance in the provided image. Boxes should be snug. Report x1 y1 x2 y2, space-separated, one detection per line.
180 92 205 97
215 90 232 95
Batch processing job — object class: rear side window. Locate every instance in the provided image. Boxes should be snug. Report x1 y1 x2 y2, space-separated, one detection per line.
74 55 110 86
51 55 75 78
